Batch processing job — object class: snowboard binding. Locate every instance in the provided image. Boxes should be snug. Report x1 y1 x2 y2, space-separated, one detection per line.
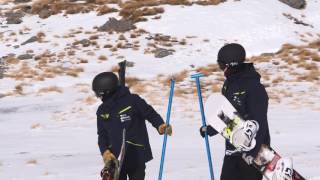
218 111 259 152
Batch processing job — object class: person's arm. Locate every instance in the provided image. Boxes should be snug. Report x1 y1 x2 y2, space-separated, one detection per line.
97 110 111 155
246 83 269 158
134 95 165 132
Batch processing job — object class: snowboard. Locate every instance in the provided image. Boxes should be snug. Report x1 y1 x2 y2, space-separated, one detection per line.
205 93 305 180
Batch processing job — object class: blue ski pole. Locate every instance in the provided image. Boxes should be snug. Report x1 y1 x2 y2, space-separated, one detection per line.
158 78 175 180
191 73 215 180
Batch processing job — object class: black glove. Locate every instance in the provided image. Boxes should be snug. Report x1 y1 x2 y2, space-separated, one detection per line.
199 125 218 137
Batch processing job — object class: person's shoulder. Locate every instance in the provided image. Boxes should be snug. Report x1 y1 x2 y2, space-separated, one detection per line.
130 93 143 101
96 103 104 115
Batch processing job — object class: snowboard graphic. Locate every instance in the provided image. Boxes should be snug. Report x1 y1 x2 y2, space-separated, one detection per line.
205 93 305 180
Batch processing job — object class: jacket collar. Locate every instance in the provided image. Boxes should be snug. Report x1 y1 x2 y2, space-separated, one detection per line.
225 63 261 82
101 86 131 109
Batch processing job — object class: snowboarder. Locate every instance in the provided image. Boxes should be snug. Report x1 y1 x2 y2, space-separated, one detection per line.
92 72 172 180
200 43 271 180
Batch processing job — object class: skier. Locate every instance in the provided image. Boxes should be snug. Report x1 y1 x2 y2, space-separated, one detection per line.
200 43 271 180
92 72 172 180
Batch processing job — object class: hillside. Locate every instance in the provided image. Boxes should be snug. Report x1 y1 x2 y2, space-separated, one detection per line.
0 0 319 179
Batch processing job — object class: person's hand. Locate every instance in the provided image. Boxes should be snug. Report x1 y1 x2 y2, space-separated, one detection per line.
102 149 117 164
100 159 119 180
199 125 218 137
101 150 119 179
158 123 172 136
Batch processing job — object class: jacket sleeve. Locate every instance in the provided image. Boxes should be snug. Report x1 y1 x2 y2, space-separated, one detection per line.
246 83 269 158
97 110 111 155
134 95 165 130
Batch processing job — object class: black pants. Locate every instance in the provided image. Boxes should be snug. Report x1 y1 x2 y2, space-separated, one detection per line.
119 164 145 180
221 155 262 180
119 144 146 180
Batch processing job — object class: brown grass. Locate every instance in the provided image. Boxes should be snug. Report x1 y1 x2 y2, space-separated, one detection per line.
97 5 118 16
174 88 189 97
98 55 108 61
126 77 141 87
310 53 320 62
118 34 127 41
309 40 320 49
120 1 165 22
196 64 219 76
87 51 95 56
131 83 147 94
173 70 188 82
297 69 320 81
89 35 99 40
26 159 37 165
300 62 318 71
15 84 24 95
272 76 284 84
84 96 97 105
211 83 220 92
31 123 41 129
110 47 118 52
195 0 225 5
111 65 119 72
79 58 88 63
5 56 19 65
38 86 63 93
65 67 84 77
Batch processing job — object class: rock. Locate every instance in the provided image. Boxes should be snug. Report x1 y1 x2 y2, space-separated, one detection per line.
279 0 306 9
0 58 5 79
21 36 39 45
13 45 20 49
17 54 34 60
73 39 91 47
19 5 32 14
154 48 174 58
39 9 52 19
14 0 31 3
99 18 135 33
5 11 24 24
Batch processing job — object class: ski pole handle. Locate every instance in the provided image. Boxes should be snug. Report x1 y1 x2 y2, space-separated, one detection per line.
191 73 215 180
158 78 175 180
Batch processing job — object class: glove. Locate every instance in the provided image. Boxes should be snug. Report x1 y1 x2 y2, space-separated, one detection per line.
158 123 172 136
101 150 119 179
199 125 218 138
100 160 119 180
102 149 117 164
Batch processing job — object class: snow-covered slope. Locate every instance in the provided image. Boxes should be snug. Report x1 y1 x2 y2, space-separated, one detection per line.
0 0 319 179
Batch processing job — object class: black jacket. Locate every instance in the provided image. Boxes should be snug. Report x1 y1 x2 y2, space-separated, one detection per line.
222 63 271 158
96 86 164 166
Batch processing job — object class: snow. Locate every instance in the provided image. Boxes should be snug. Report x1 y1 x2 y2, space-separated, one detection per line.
0 0 320 179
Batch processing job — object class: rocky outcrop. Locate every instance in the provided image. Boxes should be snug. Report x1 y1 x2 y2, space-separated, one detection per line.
154 48 174 58
99 18 136 32
5 11 24 24
279 0 306 9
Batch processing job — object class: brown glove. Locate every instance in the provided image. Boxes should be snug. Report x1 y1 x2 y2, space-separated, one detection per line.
158 123 172 136
102 149 117 164
101 150 119 179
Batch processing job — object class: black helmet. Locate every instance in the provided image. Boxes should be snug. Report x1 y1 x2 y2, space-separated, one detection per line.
217 43 246 70
92 72 119 98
